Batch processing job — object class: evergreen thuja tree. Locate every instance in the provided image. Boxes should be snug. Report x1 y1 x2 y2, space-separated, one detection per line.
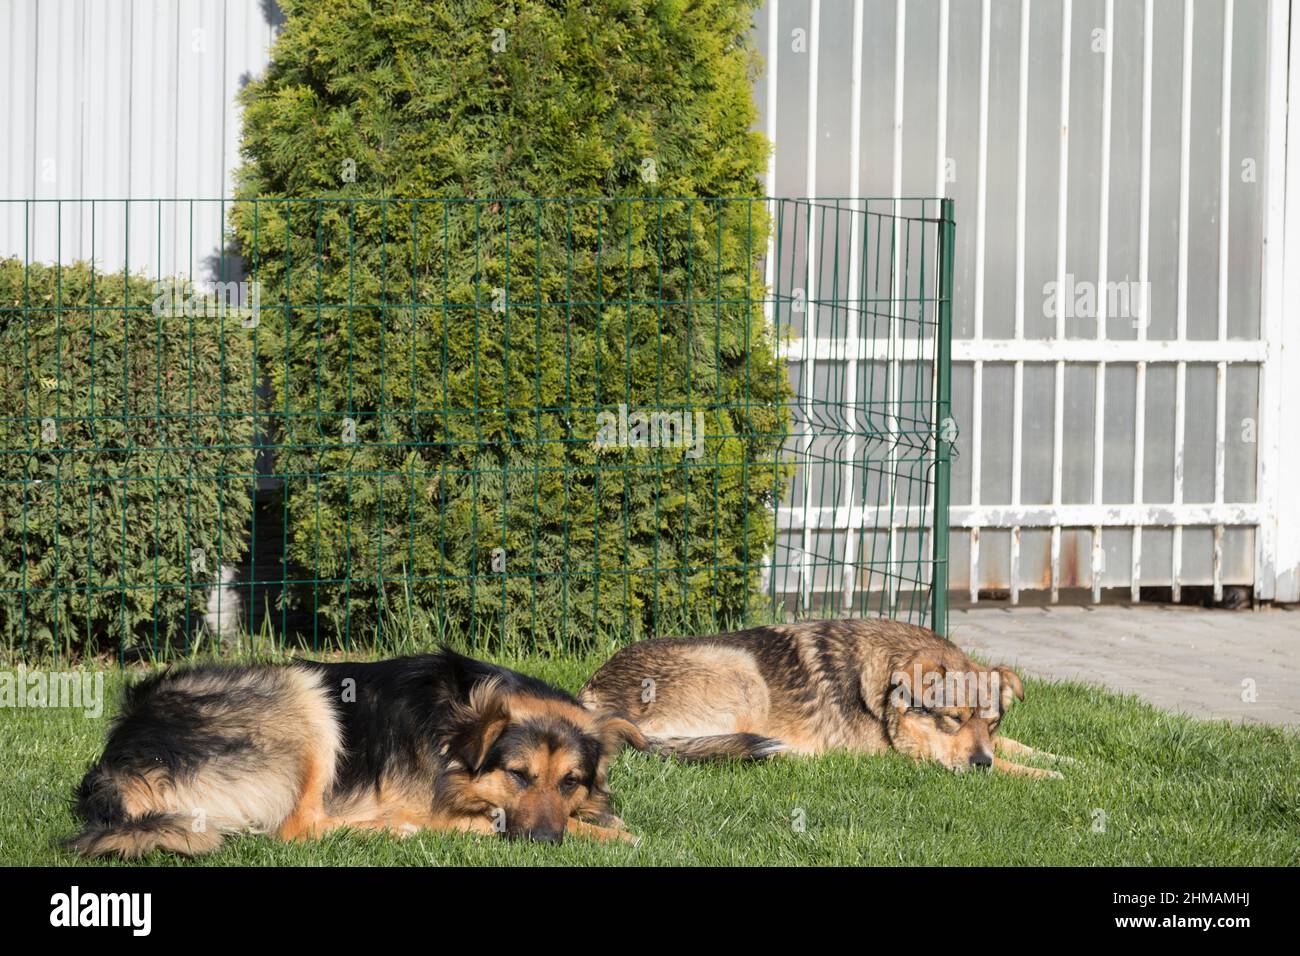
232 0 792 650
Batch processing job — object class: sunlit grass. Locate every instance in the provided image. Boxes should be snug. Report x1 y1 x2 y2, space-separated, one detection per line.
1 646 1296 866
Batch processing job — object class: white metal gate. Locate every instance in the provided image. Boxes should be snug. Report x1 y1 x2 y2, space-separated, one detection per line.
756 0 1300 606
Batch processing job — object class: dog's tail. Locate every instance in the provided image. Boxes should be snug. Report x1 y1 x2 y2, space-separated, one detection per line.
65 765 224 859
643 733 788 762
65 812 225 859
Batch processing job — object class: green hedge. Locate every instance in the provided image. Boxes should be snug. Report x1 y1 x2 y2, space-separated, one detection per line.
232 0 791 649
0 259 256 655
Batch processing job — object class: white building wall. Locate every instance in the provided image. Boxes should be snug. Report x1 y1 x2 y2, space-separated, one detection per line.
0 0 278 278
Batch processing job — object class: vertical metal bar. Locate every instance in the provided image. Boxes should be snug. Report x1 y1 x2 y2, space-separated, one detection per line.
1172 0 1193 602
763 0 779 318
1013 0 1031 606
1213 0 1234 603
1217 0 1235 350
1013 351 1025 607
1213 350 1225 603
925 0 950 627
936 0 949 200
1014 0 1030 346
1257 0 1299 603
1049 0 1073 606
799 1 821 612
1092 0 1114 604
1132 0 1153 603
888 0 906 615
933 198 955 637
892 0 906 230
761 1 780 602
969 0 991 604
1173 363 1187 601
839 0 865 611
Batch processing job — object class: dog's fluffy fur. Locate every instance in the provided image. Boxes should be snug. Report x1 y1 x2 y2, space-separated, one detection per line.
68 650 645 858
580 618 1068 777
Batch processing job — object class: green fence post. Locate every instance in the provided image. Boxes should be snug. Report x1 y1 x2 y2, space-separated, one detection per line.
932 198 955 638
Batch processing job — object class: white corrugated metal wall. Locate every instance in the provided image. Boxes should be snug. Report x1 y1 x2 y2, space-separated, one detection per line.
2 0 1297 605
753 0 1300 606
1 0 277 278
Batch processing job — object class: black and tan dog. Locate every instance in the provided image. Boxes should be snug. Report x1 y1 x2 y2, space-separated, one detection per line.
67 650 645 858
580 618 1067 778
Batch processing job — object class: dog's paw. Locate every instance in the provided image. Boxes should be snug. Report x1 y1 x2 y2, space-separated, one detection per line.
582 811 628 831
993 757 1066 779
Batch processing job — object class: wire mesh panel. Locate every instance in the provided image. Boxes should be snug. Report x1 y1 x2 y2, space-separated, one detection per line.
769 198 953 631
0 197 952 659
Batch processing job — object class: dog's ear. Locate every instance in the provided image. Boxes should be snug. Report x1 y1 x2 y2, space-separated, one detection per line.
993 666 1024 714
446 678 511 772
584 712 646 803
889 658 946 712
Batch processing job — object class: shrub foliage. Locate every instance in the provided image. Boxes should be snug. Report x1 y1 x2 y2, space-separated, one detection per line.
0 259 255 655
232 0 790 649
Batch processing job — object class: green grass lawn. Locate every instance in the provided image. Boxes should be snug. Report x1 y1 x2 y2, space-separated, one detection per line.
2 651 1296 866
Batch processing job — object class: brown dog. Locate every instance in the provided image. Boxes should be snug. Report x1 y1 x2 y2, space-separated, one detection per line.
580 618 1067 778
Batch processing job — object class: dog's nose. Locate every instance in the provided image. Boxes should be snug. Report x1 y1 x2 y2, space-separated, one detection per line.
526 827 563 845
969 752 993 769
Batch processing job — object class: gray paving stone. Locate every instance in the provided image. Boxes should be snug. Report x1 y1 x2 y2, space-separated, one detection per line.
948 605 1299 727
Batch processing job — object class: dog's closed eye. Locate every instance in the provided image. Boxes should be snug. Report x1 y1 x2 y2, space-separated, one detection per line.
934 712 963 731
507 768 532 787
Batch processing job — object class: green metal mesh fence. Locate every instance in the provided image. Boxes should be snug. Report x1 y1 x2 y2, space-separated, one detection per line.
0 197 952 659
